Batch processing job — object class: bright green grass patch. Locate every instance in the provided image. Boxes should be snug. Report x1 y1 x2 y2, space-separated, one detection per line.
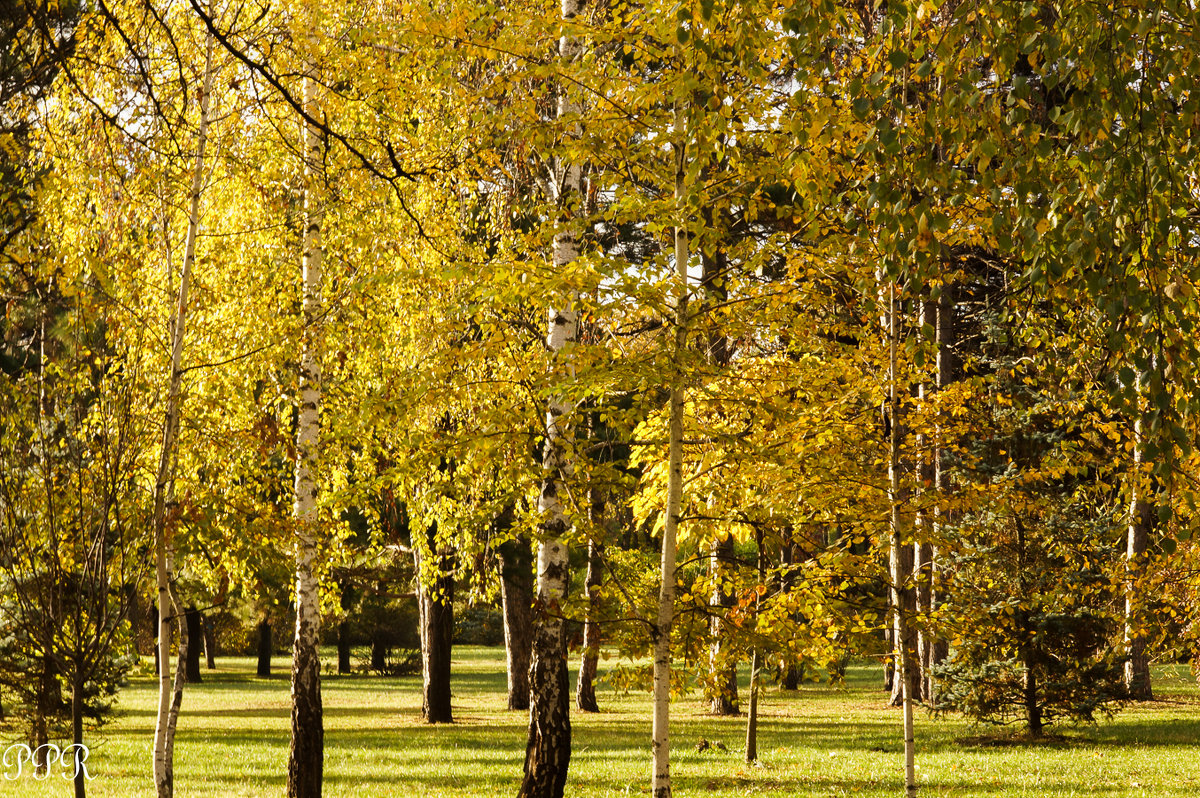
1 648 1196 797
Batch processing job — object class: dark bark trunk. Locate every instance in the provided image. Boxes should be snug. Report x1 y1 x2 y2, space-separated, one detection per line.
419 583 454 723
777 540 801 692
128 587 145 659
745 649 760 762
152 602 160 676
576 535 603 712
745 530 765 763
1015 519 1043 736
256 619 272 678
883 626 895 693
184 607 203 683
72 666 86 798
415 522 454 724
370 638 387 672
1023 634 1042 737
287 618 323 798
780 663 801 691
519 613 570 798
337 620 352 675
202 615 217 670
33 657 54 772
498 529 533 711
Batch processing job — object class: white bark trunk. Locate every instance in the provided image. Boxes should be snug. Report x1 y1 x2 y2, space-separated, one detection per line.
288 69 325 798
1124 408 1153 699
884 282 917 798
651 96 689 798
152 32 214 798
519 5 582 796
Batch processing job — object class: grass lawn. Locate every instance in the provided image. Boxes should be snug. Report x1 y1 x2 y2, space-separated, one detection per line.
2 647 1197 797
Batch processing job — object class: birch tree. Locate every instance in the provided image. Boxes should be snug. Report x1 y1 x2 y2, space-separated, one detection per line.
518 2 584 794
288 56 325 798
150 27 215 798
648 90 689 798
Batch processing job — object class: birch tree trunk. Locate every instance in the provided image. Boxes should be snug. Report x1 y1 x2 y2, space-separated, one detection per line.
650 95 689 798
576 523 603 713
519 250 577 798
519 4 582 793
884 281 918 798
929 290 955 683
1124 409 1154 700
151 31 214 798
287 69 325 798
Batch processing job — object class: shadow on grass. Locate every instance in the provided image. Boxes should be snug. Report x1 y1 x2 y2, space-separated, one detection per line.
1089 715 1200 746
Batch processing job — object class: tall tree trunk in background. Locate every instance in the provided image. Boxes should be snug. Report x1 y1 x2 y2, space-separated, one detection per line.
929 290 956 687
914 300 935 702
128 588 146 659
576 530 603 713
202 615 216 670
519 1 581 795
883 281 917 797
882 284 919 709
777 539 802 691
337 621 352 675
415 522 454 723
33 655 63 771
151 602 160 676
152 32 213 798
701 233 737 716
708 535 739 713
71 665 85 798
1124 409 1154 700
371 639 388 672
287 67 325 798
498 525 533 711
337 580 354 675
744 529 766 764
184 607 203 683
256 617 272 677
651 95 690 798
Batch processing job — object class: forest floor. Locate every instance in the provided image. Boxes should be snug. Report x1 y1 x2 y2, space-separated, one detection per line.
1 647 1197 797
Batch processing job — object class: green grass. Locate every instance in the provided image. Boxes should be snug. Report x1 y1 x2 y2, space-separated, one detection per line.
2 648 1197 797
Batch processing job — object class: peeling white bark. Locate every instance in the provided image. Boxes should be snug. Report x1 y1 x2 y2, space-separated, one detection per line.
152 31 214 798
519 4 582 796
287 69 325 798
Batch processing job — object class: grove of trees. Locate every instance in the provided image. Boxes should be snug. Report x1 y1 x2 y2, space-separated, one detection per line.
2 0 1199 797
